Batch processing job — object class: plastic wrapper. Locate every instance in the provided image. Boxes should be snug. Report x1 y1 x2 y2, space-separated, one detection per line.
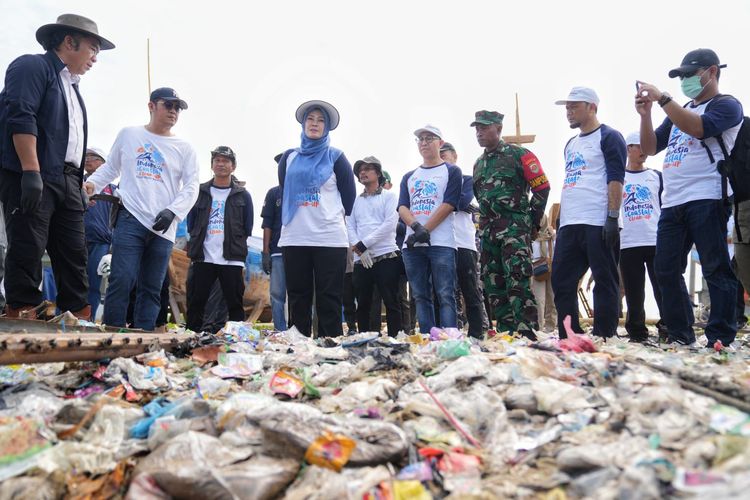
197 376 232 399
436 339 471 359
304 431 356 471
245 399 408 466
269 371 304 398
221 321 261 343
0 416 53 481
210 353 263 379
532 376 592 415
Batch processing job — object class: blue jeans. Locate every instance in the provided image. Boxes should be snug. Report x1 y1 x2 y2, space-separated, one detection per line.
87 241 110 320
402 246 457 332
103 210 173 331
270 254 287 330
656 199 736 344
551 224 620 338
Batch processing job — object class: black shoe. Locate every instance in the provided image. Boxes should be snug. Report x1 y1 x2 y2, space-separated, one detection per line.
517 330 538 341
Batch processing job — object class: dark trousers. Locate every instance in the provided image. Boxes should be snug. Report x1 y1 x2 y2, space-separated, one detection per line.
552 224 620 338
656 199 736 345
283 246 346 338
343 272 357 331
456 248 484 338
0 169 88 311
353 256 403 336
186 262 245 332
620 245 663 339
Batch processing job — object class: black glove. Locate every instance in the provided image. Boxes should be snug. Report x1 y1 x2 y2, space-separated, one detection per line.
602 216 619 248
152 209 176 233
20 170 44 214
411 222 431 244
262 252 271 275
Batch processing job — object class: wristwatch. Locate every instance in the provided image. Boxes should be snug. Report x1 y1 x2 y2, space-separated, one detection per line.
607 210 619 219
658 92 673 107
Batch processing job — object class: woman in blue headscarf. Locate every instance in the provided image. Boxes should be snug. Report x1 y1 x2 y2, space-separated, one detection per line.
277 100 356 337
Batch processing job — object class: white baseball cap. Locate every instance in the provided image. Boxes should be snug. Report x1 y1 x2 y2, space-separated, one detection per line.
86 147 106 160
555 86 600 105
625 132 640 146
413 124 443 139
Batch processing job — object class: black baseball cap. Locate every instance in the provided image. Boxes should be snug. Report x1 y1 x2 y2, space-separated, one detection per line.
149 87 188 109
440 142 456 153
669 49 726 78
211 146 236 163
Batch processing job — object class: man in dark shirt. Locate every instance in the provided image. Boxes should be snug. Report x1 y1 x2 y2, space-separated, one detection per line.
0 14 114 319
261 154 286 330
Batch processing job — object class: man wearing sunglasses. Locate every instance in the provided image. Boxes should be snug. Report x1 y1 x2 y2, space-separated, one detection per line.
0 14 114 319
636 49 743 349
398 125 462 333
84 87 199 331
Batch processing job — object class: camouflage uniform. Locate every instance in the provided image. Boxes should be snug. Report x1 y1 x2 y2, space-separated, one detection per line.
471 110 550 334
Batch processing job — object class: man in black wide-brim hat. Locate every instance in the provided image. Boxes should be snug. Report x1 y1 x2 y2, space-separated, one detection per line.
0 14 114 320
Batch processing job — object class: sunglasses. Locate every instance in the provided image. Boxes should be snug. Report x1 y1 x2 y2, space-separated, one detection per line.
679 67 706 80
159 100 183 112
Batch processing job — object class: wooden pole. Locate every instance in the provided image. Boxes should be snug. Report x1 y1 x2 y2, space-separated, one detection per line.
147 38 152 95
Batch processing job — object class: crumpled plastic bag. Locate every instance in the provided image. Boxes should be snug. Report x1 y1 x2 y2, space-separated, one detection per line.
133 454 299 500
532 377 592 415
318 378 398 413
284 465 391 500
103 358 168 391
245 400 408 466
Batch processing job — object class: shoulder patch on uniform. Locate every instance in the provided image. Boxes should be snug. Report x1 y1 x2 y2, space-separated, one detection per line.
521 152 549 192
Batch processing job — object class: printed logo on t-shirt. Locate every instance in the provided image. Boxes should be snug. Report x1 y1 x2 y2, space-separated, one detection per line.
410 179 438 216
663 127 694 169
295 186 320 208
135 143 165 182
563 151 586 189
208 200 226 236
622 183 655 222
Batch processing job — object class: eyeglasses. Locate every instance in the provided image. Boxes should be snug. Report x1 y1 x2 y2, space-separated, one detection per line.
415 136 439 144
159 100 183 112
680 67 705 80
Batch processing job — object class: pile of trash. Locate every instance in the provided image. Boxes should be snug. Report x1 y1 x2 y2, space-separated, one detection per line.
1 319 750 499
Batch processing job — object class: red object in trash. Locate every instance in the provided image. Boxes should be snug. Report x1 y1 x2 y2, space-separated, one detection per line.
558 315 597 353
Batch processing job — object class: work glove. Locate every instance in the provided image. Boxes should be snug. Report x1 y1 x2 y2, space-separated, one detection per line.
360 250 374 269
602 216 619 249
20 170 44 214
405 222 430 248
97 253 112 277
152 209 176 233
262 252 272 275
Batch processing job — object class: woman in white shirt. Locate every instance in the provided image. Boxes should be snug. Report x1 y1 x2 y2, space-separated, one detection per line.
277 100 356 337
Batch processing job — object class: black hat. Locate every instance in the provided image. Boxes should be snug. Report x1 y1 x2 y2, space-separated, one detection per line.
669 48 726 78
211 146 236 163
274 153 283 163
149 87 188 110
353 156 383 177
440 142 456 153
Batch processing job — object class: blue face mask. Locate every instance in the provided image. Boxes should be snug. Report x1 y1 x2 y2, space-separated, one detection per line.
681 73 706 99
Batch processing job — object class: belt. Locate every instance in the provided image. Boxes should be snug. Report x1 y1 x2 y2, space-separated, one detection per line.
63 162 80 176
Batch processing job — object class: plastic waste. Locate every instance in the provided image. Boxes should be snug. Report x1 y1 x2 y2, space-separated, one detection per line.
304 431 356 471
210 352 263 379
221 321 262 343
437 339 471 359
270 370 305 398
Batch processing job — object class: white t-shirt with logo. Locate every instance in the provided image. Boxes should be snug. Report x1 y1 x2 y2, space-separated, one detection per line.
560 124 626 228
398 163 463 249
454 212 477 251
655 96 743 208
346 190 399 261
202 186 245 267
278 151 349 248
620 169 662 249
86 126 200 243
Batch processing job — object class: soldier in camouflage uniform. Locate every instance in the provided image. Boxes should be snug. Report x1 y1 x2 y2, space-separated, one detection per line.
471 110 550 338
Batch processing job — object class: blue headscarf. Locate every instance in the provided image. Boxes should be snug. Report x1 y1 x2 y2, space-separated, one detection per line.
282 107 343 225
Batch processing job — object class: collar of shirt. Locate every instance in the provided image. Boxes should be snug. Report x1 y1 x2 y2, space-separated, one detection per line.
483 141 509 158
60 66 81 85
360 187 383 197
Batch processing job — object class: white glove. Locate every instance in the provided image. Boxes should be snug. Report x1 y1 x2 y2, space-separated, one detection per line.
360 250 374 269
97 253 112 277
